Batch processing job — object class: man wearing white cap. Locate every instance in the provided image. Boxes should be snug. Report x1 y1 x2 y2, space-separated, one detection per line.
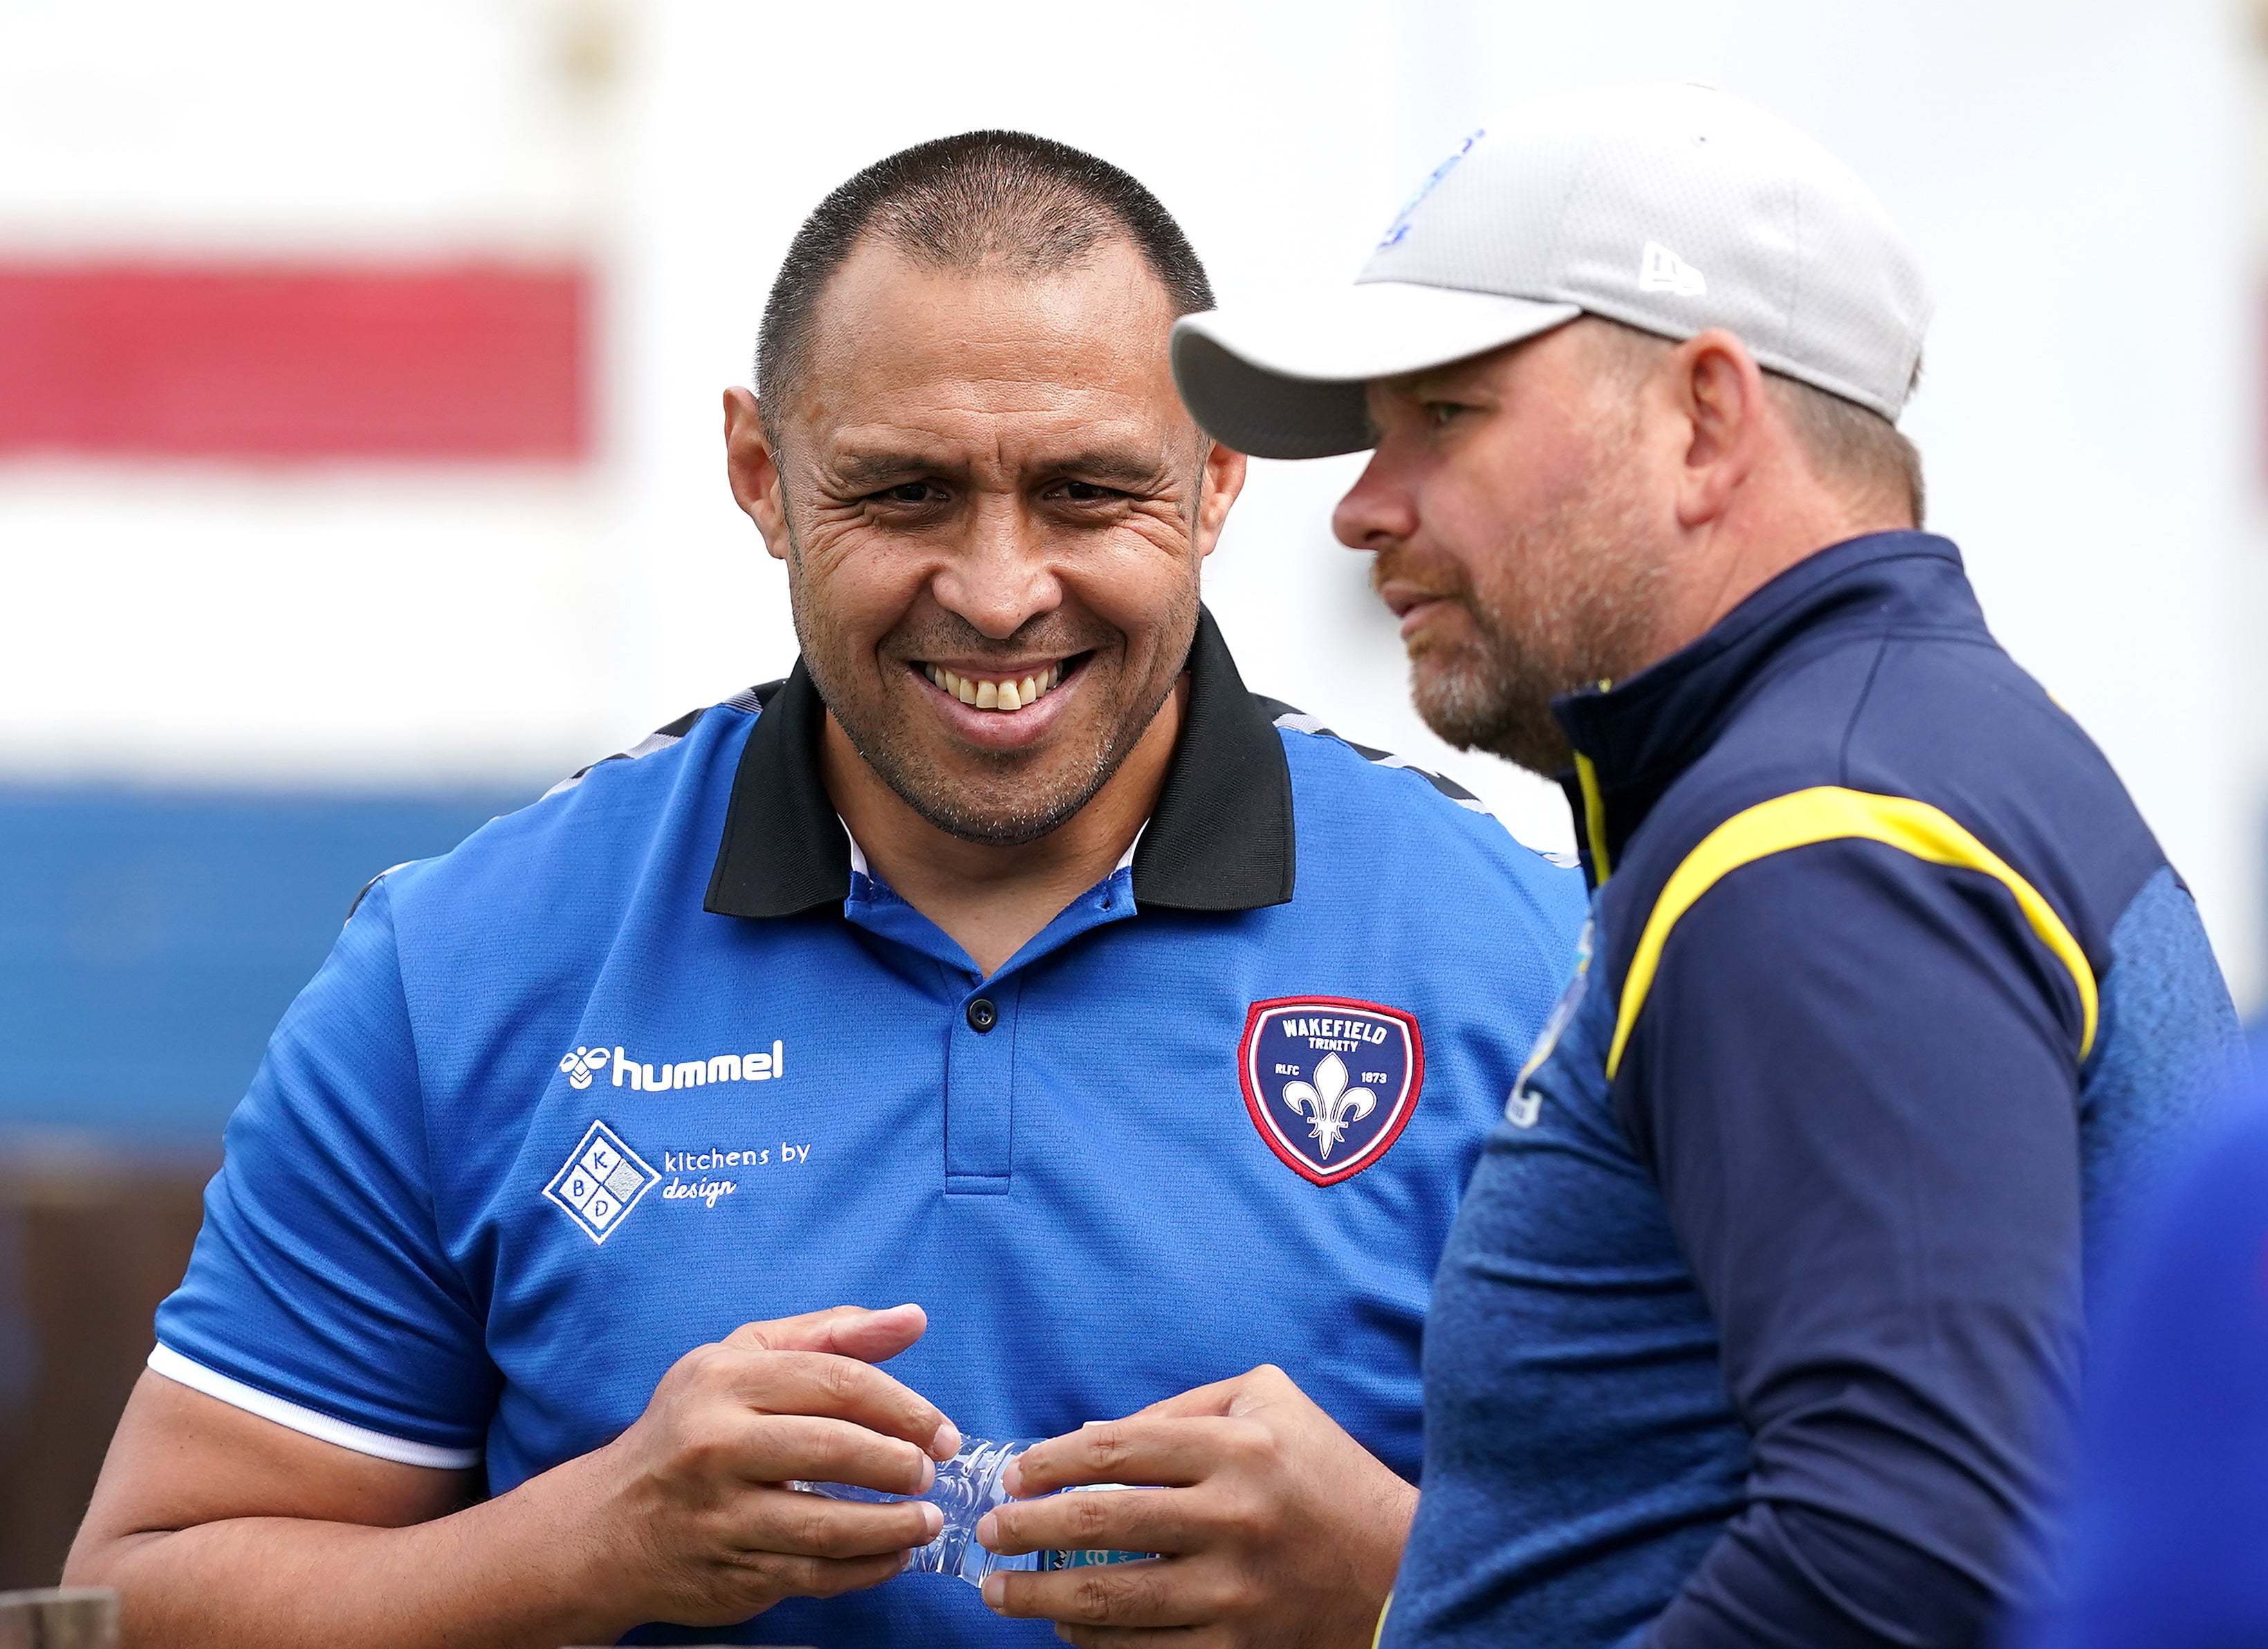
1173 84 2243 1648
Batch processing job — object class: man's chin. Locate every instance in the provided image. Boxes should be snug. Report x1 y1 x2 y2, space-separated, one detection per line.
1408 660 1503 749
900 784 1095 849
1410 670 1571 777
878 737 1116 848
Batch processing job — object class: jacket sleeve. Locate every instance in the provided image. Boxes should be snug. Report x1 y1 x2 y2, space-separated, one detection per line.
1617 838 2087 1648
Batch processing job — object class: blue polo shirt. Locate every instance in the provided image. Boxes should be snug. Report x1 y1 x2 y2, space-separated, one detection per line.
152 611 1585 1647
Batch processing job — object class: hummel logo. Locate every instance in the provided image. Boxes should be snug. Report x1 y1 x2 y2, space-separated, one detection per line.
558 1047 610 1090
1639 241 1707 296
544 1121 659 1244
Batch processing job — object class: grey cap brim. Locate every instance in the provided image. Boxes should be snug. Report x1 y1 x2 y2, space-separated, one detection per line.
1170 282 1583 459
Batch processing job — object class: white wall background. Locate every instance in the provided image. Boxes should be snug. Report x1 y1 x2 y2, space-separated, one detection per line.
3 0 2260 1002
0 0 608 789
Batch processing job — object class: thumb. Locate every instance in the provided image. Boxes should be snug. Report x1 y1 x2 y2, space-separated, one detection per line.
1126 1371 1248 1421
1131 1363 1299 1421
726 1302 929 1363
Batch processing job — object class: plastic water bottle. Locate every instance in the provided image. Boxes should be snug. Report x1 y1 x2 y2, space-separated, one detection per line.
791 1435 1150 1585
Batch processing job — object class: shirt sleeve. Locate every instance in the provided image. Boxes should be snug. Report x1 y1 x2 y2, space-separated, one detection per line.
1617 838 2087 1649
153 874 497 1468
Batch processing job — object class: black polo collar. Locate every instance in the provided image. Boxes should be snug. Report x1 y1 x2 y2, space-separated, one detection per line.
703 607 1294 921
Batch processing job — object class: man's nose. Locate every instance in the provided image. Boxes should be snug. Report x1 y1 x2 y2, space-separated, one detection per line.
1332 449 1418 552
932 496 1063 640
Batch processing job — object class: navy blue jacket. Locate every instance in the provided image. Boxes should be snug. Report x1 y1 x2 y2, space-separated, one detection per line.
1386 533 2243 1649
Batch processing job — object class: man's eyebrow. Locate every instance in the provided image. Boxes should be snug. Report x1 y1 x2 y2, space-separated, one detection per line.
1389 367 1479 400
824 448 1175 491
1042 450 1175 488
826 450 961 490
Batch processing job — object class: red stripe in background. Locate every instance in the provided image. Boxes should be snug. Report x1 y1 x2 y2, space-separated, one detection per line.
0 261 589 461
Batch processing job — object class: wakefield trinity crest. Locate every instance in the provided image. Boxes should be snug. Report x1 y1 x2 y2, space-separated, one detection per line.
1239 997 1423 1186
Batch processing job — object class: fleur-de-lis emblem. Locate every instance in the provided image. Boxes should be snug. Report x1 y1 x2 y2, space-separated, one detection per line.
1279 1053 1376 1161
558 1046 611 1090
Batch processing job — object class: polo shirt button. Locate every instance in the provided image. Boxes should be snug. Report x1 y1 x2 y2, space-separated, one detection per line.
966 997 998 1033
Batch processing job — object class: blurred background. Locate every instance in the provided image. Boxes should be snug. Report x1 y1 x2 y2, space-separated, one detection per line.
1 0 2262 1587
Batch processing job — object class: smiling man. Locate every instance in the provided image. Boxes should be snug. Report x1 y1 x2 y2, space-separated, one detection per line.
64 133 1584 1649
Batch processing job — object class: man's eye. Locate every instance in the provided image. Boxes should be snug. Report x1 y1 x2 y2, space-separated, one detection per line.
1424 402 1470 428
1056 481 1124 504
874 481 939 505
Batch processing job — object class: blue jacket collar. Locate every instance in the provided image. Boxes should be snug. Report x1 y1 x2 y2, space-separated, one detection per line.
1551 531 1980 885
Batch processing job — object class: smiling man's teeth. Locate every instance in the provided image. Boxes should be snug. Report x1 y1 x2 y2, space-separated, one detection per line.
923 662 1064 712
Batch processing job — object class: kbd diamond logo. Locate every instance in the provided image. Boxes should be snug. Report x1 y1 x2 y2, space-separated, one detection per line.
544 1121 659 1244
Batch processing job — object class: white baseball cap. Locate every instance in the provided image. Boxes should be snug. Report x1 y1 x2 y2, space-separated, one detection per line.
1172 82 1931 459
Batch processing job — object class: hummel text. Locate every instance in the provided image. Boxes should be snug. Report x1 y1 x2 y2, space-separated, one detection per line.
611 1040 785 1091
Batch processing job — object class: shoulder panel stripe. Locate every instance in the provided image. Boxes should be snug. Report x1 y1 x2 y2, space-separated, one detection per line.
541 710 706 800
1269 708 1490 813
344 860 415 925
544 683 777 800
1605 786 2098 1080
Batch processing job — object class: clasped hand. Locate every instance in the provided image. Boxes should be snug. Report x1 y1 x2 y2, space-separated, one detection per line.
579 1302 958 1630
584 1311 1412 1648
975 1363 1416 1649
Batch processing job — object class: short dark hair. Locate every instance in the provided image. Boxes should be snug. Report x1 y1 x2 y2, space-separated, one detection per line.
1588 317 1926 528
757 130 1215 439
1766 367 1927 528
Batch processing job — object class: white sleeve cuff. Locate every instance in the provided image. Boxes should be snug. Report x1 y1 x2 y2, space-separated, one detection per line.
147 1344 481 1471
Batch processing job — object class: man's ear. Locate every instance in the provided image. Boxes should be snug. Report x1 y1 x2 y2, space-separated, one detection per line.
1192 441 1248 561
1668 329 1767 531
723 386 793 561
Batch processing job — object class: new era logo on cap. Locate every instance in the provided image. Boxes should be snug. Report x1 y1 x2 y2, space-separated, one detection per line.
1639 241 1706 297
1170 82 1932 460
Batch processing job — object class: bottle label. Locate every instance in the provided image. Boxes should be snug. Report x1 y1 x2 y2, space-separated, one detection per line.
1040 1547 1151 1569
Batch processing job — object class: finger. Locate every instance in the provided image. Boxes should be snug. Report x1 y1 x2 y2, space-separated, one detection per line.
735 1413 941 1495
979 1486 1205 1559
1127 1363 1294 1422
1008 1416 1257 1496
981 1558 1206 1629
724 1345 959 1461
979 1488 1224 1560
743 1483 944 1559
1123 1375 1246 1423
738 1547 916 1601
726 1302 929 1363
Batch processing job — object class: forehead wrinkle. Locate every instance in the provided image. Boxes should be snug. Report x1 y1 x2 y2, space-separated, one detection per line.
811 366 1163 437
856 362 1165 417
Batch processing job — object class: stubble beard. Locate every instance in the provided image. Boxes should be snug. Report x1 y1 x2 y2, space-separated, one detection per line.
793 565 1197 848
1393 457 1666 777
